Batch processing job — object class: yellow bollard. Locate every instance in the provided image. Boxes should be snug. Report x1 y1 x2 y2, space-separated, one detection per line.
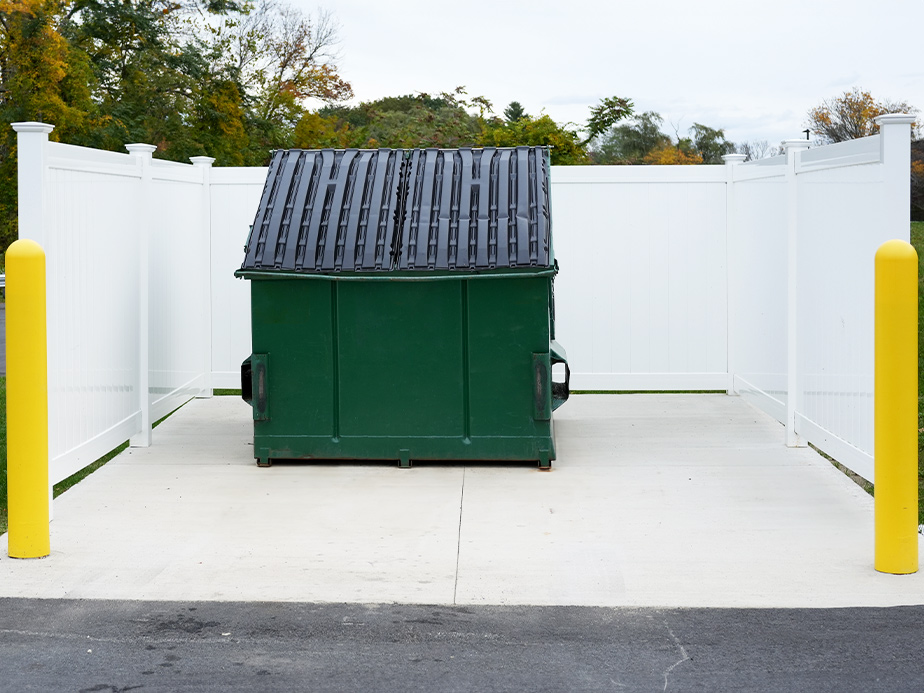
6 238 50 559
874 239 919 574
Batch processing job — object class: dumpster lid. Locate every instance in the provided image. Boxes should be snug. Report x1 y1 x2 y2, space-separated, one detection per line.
238 146 552 275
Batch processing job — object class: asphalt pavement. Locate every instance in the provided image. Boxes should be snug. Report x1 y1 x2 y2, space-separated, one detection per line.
2 599 924 692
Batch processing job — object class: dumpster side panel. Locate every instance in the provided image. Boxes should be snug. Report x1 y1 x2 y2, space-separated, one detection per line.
337 281 465 437
250 280 334 440
467 276 552 438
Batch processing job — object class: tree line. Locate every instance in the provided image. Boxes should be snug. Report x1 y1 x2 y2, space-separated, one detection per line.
1 0 921 253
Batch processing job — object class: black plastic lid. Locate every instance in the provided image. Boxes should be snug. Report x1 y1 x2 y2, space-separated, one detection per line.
240 147 552 274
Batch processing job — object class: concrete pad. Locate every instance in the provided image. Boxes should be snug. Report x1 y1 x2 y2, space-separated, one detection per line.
1 394 922 607
0 398 463 603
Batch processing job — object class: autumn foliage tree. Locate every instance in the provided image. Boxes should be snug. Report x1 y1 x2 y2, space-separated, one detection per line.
808 88 922 219
482 113 588 165
0 0 353 252
643 144 702 165
807 88 919 143
0 0 100 251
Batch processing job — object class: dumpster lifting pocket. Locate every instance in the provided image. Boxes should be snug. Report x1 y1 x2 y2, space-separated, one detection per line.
251 353 269 421
532 353 552 421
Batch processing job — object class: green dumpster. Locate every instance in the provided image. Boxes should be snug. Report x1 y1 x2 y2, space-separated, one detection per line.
236 146 569 469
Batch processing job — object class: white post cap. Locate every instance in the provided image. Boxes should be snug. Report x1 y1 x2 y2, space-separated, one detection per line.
722 154 746 164
125 144 157 156
12 122 55 135
873 113 917 126
189 156 216 166
782 139 811 152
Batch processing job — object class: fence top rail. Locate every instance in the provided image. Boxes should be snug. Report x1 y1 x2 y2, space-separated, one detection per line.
151 166 205 185
46 141 140 176
796 135 880 174
749 153 787 167
551 165 726 184
150 158 193 170
733 165 787 182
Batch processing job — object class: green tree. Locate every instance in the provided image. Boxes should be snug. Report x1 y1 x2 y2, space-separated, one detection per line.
190 79 249 165
317 88 484 149
589 111 671 163
583 95 634 144
688 122 735 164
589 112 733 165
63 0 206 152
503 100 528 123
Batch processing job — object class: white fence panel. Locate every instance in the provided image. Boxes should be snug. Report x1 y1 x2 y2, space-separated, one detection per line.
795 139 890 481
29 137 143 483
551 166 729 390
209 167 265 388
728 167 788 421
148 171 210 422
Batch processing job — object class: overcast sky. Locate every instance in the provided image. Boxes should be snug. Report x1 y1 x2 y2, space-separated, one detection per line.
300 0 923 148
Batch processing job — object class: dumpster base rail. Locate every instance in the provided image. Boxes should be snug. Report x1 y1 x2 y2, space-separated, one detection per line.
252 433 556 470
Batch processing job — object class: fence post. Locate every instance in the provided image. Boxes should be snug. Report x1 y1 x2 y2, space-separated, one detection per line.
782 138 810 447
6 239 50 559
12 122 54 247
126 143 157 447
875 114 916 243
13 122 55 516
190 156 215 399
874 239 919 574
722 153 746 396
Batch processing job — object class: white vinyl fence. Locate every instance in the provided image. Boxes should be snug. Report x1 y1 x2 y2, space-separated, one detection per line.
727 115 915 480
552 165 730 391
12 115 915 486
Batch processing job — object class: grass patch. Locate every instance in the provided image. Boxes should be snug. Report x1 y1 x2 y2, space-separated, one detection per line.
811 443 874 496
52 442 128 497
51 405 184 499
214 388 242 396
912 221 924 524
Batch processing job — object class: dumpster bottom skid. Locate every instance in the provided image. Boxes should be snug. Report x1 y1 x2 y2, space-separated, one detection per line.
241 277 567 470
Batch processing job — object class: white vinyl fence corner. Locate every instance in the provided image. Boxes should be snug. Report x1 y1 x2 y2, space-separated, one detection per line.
727 115 916 481
14 123 213 483
14 117 914 486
